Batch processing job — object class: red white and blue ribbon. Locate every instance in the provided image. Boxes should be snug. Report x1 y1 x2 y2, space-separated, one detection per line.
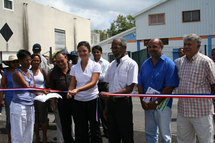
1 87 215 98
101 93 215 98
0 87 62 93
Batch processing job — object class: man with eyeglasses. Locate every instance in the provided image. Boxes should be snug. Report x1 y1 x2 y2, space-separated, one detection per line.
138 38 179 143
101 38 138 143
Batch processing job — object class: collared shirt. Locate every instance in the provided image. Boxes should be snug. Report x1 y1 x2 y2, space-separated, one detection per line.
138 54 179 108
175 52 215 117
93 57 110 82
104 55 138 94
50 66 71 99
70 59 101 101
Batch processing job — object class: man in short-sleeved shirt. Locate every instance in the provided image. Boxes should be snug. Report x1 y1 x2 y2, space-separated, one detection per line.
138 38 178 143
175 34 215 143
101 38 138 143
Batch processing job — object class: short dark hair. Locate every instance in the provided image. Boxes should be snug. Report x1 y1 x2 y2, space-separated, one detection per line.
77 41 91 52
92 45 102 53
31 54 41 62
17 50 31 60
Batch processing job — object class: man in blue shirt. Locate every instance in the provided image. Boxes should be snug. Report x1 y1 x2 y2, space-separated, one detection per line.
138 38 178 143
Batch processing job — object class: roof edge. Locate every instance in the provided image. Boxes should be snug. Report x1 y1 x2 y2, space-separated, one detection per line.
133 0 170 18
95 27 136 46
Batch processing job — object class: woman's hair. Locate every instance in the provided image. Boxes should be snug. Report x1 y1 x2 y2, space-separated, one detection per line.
77 41 91 52
31 54 41 62
17 50 31 60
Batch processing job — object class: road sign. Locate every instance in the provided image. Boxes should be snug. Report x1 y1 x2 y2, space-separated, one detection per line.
0 23 13 42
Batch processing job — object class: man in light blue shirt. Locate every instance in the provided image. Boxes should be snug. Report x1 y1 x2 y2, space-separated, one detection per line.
138 38 178 143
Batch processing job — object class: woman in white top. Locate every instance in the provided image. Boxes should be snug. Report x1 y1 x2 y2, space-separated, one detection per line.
31 54 48 143
67 41 102 143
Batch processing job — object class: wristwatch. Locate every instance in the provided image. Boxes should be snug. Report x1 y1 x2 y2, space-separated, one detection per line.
154 100 159 105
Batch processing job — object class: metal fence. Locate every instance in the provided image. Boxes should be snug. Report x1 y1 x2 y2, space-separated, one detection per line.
104 44 215 70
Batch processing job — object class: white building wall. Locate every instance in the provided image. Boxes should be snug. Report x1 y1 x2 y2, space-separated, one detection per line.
135 0 215 40
0 0 24 52
0 0 90 58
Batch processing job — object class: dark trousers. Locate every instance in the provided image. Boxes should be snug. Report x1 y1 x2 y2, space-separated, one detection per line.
98 82 109 135
58 99 75 143
107 97 134 143
73 98 102 143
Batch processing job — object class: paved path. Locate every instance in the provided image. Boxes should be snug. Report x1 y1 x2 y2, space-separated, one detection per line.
0 98 178 143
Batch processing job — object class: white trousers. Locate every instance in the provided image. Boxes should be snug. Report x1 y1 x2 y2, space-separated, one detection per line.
10 102 35 143
177 113 213 143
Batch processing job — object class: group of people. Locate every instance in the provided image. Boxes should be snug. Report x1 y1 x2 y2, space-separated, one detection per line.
0 33 215 143
137 34 215 143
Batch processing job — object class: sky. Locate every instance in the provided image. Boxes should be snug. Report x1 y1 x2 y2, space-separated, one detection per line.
31 0 160 30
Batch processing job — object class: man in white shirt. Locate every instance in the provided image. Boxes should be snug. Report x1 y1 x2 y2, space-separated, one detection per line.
92 45 110 138
101 38 138 143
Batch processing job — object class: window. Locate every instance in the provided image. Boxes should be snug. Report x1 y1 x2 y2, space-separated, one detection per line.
182 10 200 22
149 13 165 25
3 0 13 10
55 29 66 50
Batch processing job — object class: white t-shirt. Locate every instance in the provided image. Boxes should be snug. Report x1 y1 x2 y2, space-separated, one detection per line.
105 55 138 93
70 59 101 101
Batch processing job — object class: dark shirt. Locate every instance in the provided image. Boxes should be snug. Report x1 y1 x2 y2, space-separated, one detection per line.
49 66 71 99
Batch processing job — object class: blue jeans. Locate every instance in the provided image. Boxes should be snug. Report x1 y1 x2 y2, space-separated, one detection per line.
145 106 172 143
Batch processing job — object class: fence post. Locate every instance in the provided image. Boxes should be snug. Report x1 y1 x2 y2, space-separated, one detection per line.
208 35 212 58
49 47 52 63
137 40 141 51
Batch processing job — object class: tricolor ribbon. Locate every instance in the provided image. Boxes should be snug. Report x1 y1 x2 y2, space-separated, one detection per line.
0 87 63 93
1 88 215 98
102 93 215 98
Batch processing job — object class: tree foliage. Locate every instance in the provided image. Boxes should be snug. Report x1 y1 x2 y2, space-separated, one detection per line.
107 14 135 37
93 14 135 41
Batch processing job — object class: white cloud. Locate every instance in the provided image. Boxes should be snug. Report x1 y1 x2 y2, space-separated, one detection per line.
31 0 160 30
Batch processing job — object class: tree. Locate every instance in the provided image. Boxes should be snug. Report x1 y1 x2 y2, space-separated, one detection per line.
92 30 108 41
107 14 135 37
93 14 135 41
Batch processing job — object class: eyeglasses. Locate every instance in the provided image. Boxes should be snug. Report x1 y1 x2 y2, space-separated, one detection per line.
56 60 66 64
110 46 121 50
